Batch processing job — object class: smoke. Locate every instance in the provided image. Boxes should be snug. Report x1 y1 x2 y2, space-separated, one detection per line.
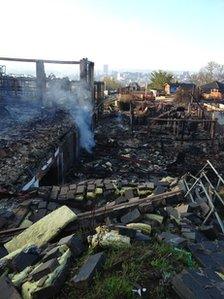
0 75 95 153
46 79 95 153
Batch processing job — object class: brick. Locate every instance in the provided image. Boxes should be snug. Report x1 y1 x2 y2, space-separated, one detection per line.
72 252 105 286
38 201 47 209
0 216 7 229
113 225 136 238
124 189 135 200
154 185 167 195
76 185 85 195
47 202 59 211
67 190 75 200
0 245 8 259
50 186 60 200
0 275 22 299
30 209 47 222
58 235 85 257
0 260 8 276
10 251 39 272
115 195 127 205
60 186 69 195
43 247 61 262
158 232 186 247
30 258 59 281
135 232 151 243
87 184 95 192
95 179 103 188
121 208 141 224
69 184 77 190
104 183 114 191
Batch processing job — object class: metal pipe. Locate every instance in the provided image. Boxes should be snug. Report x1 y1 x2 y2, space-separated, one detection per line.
202 171 224 206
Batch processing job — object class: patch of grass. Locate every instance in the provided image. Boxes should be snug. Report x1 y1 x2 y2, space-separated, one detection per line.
88 274 134 299
148 240 198 295
151 258 173 273
56 240 198 299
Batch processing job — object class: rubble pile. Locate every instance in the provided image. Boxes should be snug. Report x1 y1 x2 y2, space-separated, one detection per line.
0 108 74 190
0 177 176 233
69 112 221 183
0 170 223 298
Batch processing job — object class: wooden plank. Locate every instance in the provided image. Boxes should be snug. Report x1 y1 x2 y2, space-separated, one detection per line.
0 57 80 64
78 189 182 220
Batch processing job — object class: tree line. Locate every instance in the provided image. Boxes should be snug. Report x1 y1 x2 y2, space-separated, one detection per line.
149 61 224 90
102 61 224 91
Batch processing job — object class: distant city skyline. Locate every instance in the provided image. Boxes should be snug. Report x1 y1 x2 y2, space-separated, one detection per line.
1 0 224 72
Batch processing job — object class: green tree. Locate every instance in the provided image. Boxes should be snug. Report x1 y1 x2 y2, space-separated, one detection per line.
103 77 121 91
149 70 174 90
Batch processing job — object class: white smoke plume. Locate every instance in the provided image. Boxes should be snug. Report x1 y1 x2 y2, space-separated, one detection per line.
46 79 95 153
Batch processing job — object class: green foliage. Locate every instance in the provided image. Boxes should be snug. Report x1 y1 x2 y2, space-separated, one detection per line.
151 242 197 277
149 70 174 90
90 274 134 299
103 77 121 90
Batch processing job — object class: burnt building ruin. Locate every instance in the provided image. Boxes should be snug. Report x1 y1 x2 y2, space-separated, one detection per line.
0 57 95 190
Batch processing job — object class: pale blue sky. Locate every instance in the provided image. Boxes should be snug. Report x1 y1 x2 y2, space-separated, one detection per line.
1 0 224 72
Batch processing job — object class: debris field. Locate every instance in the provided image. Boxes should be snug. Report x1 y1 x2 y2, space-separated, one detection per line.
1 102 224 299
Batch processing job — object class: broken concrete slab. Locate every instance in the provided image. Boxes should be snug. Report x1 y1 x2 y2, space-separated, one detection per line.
72 252 106 287
22 247 71 299
5 206 77 253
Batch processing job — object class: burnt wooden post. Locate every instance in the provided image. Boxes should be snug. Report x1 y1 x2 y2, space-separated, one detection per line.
88 61 94 102
130 100 134 133
80 58 88 82
36 60 46 106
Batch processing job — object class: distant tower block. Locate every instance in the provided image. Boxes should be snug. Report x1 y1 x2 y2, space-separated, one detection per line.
103 64 108 75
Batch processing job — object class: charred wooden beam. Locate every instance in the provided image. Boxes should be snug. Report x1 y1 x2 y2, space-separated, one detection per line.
0 57 80 64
